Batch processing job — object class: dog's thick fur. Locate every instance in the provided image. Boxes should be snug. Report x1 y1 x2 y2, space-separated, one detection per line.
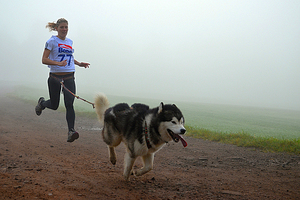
94 93 187 180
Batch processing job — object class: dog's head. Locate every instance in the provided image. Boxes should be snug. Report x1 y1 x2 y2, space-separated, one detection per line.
157 103 187 147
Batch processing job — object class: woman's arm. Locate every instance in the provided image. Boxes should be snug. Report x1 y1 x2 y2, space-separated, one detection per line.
74 59 90 68
42 49 67 66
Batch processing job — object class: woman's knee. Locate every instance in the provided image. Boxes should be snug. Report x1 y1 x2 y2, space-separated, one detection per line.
64 101 74 110
51 104 59 110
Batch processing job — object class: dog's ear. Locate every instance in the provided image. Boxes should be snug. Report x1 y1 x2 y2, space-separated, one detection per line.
158 102 164 114
172 104 178 109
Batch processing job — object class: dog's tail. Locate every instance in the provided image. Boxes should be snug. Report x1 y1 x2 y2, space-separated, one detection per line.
94 93 109 126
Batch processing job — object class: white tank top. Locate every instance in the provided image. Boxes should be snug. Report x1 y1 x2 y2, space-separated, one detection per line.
45 36 75 73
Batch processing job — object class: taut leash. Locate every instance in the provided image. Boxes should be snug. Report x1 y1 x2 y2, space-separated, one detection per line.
50 74 95 109
60 80 95 109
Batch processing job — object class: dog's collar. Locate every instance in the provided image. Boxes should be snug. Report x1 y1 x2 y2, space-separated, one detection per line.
144 121 152 149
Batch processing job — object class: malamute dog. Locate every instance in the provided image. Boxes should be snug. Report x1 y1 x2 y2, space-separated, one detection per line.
94 93 187 181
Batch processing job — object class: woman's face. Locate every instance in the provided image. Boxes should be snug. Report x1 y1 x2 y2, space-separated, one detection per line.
56 22 68 40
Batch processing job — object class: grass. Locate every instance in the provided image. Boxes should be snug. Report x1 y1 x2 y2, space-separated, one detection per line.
180 102 300 140
6 84 300 155
186 126 300 155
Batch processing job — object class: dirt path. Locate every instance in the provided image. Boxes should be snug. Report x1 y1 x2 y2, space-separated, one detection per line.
0 93 299 199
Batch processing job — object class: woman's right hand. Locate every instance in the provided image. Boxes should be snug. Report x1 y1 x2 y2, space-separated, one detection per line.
42 49 68 67
58 59 68 66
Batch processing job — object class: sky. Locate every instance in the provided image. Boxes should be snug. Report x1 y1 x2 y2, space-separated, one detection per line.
0 0 299 110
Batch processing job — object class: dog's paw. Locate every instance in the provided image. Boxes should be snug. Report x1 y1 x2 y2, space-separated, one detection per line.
110 157 116 165
123 174 130 181
135 169 143 176
135 167 153 176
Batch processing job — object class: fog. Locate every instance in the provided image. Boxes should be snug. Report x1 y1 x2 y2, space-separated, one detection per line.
1 0 299 110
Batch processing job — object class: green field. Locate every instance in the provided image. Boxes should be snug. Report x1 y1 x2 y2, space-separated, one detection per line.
180 102 300 140
10 85 300 140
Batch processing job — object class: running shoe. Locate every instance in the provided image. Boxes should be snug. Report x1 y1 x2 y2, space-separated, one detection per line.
35 97 45 116
67 129 79 142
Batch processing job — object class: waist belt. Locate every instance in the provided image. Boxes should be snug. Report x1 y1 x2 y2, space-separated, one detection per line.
49 73 74 82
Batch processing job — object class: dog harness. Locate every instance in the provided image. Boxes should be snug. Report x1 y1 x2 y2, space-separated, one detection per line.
144 121 152 149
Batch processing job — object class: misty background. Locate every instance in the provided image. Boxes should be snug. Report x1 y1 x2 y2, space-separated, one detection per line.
1 0 299 110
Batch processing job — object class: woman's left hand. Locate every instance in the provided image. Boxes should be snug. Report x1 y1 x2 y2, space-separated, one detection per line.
79 62 90 68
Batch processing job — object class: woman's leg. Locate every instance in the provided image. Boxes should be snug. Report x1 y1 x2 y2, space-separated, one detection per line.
36 76 61 115
62 78 76 131
62 77 79 142
42 76 61 110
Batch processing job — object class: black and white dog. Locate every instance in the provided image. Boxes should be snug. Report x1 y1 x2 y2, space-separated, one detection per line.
94 93 187 180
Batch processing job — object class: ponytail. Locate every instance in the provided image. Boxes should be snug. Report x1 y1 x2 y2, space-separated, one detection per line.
46 18 68 31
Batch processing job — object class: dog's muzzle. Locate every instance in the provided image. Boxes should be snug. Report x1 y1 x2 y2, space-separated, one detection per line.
167 129 187 147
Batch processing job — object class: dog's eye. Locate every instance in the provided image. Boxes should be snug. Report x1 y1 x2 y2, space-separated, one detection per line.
171 121 176 124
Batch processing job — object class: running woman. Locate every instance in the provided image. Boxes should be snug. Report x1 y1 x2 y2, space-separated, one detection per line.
35 18 90 142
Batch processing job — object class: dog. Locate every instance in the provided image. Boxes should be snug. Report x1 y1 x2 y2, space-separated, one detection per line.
94 93 187 180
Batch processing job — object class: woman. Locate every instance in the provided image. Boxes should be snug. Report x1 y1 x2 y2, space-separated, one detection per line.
35 18 90 142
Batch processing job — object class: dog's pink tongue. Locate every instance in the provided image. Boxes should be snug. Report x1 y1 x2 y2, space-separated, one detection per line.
177 135 188 147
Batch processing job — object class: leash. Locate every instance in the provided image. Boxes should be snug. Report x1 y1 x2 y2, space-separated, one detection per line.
50 74 95 109
60 80 95 108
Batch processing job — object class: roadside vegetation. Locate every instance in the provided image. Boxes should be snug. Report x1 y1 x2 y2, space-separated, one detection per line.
186 126 300 155
9 85 300 155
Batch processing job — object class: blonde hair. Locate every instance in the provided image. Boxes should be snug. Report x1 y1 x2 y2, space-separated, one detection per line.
46 18 68 31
